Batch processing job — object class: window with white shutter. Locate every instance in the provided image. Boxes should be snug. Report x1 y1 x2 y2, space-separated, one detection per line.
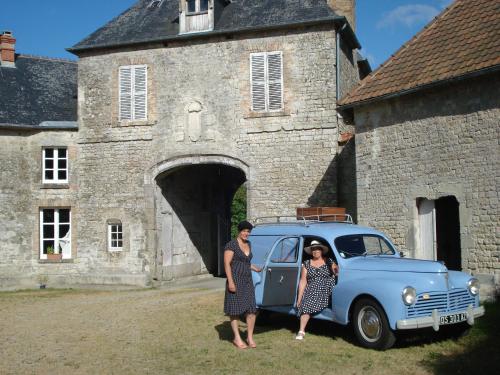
119 65 148 121
250 51 283 112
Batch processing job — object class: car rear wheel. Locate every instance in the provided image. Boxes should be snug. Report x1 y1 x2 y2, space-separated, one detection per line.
353 298 396 350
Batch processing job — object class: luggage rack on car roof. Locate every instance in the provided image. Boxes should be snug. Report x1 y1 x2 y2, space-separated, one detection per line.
253 214 353 226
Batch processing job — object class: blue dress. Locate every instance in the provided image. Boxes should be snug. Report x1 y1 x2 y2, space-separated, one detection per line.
223 239 257 316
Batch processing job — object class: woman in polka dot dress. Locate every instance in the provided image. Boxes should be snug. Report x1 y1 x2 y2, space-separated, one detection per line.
295 240 339 340
224 220 262 349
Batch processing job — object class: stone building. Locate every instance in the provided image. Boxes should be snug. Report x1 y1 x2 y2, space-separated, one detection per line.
0 30 78 288
0 0 364 288
339 0 499 296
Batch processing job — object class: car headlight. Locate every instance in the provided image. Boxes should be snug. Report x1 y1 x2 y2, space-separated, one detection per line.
468 278 480 295
402 286 416 305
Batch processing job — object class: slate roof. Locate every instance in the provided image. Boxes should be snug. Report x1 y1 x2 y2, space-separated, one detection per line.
70 0 344 53
0 55 77 127
339 0 500 108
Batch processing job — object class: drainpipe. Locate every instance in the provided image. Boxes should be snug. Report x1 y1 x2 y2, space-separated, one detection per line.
336 21 347 102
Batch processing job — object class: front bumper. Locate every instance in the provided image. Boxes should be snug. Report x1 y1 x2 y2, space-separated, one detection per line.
396 305 485 331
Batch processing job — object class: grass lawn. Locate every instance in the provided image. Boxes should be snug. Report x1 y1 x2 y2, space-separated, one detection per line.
0 288 498 375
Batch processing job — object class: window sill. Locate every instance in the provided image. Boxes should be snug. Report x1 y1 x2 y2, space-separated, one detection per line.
39 259 74 264
116 119 155 127
40 183 70 189
244 110 290 119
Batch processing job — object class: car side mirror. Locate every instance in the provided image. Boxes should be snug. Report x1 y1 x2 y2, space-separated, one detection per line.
399 251 405 258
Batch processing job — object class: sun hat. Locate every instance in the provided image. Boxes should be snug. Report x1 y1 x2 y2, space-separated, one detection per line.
304 240 328 255
237 220 254 232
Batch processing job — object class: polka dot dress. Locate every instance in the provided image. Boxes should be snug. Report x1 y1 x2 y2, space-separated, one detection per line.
297 259 336 316
223 239 257 316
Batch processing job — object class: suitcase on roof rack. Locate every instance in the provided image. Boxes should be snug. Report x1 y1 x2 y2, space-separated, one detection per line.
296 207 346 222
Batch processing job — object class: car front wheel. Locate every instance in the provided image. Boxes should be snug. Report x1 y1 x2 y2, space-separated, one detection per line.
353 298 396 350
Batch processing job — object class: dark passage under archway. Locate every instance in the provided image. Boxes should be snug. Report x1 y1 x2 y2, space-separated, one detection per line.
155 164 246 279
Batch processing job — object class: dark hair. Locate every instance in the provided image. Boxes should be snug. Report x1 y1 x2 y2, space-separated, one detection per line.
237 220 254 232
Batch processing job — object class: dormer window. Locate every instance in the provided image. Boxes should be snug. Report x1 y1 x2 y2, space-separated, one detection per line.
187 0 208 14
179 0 216 34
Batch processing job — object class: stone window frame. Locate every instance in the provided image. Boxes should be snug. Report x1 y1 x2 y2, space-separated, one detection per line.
39 207 72 260
42 147 68 185
107 220 123 252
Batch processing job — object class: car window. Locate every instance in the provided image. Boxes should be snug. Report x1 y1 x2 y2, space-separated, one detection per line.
270 237 299 263
249 235 281 265
334 234 395 258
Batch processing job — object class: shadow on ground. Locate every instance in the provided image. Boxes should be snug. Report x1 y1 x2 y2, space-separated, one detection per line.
215 300 500 367
419 301 500 375
215 311 355 345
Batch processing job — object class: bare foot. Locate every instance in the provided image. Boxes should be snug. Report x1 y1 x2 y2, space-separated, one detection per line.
232 340 248 349
246 339 256 348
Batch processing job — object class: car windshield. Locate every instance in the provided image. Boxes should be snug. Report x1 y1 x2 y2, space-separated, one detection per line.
334 234 395 258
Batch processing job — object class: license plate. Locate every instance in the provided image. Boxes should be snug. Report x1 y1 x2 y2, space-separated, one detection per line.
439 312 467 325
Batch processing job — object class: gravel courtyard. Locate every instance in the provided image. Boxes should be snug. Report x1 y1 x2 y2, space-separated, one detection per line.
0 282 498 375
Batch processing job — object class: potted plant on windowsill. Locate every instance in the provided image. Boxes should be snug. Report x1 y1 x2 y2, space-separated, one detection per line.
46 245 62 261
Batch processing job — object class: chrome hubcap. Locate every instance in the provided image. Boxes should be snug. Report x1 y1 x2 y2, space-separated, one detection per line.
358 306 382 342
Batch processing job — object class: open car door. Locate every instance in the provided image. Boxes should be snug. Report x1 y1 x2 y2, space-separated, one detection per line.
261 237 302 306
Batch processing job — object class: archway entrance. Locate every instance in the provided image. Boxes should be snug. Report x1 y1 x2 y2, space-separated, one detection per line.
154 160 246 280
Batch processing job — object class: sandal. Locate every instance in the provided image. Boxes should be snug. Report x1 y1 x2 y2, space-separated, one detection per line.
295 331 305 340
232 340 248 349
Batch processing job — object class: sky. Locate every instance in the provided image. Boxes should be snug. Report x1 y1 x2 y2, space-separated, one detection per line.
0 0 454 70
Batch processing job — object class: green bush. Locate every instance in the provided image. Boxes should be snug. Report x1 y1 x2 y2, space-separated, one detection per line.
231 185 247 238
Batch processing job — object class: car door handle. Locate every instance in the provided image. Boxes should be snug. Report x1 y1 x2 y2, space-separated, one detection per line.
279 275 284 284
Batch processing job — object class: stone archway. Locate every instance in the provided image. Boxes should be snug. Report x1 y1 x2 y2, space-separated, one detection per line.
151 155 248 281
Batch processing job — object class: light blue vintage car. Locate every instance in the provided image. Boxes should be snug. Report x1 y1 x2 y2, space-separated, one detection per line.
250 216 485 350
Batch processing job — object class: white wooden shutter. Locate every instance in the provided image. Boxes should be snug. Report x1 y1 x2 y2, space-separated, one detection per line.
267 52 283 111
119 67 132 120
133 65 147 120
250 53 266 111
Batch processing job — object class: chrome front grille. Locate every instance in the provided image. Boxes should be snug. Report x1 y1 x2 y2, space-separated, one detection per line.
407 289 476 318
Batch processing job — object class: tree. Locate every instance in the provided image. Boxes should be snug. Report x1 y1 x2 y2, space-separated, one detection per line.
231 185 247 238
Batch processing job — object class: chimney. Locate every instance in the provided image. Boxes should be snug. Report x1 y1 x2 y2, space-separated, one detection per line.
327 0 356 30
0 31 16 68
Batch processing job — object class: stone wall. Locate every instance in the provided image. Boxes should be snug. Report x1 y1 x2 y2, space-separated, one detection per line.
354 72 500 295
0 129 79 288
0 23 360 288
72 25 356 283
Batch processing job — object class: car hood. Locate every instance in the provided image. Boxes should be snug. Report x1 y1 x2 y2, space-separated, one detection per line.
342 256 448 273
